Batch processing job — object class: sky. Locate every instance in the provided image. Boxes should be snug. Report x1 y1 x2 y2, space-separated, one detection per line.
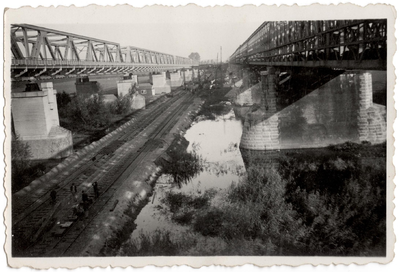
6 5 268 62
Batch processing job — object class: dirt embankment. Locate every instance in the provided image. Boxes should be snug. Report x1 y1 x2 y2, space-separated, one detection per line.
75 96 204 256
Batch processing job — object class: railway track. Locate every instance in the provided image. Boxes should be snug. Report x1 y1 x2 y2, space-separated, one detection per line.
12 91 194 256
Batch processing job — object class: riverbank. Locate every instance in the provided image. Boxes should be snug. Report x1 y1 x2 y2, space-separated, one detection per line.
65 94 204 256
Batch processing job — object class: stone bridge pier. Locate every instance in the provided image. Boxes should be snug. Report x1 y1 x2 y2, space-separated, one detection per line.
240 67 279 150
239 68 386 151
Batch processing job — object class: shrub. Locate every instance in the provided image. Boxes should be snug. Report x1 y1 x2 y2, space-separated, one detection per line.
193 209 224 237
56 91 71 109
65 94 111 128
108 94 132 115
280 153 386 255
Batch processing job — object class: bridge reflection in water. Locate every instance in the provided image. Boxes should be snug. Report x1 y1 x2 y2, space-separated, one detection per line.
237 70 386 150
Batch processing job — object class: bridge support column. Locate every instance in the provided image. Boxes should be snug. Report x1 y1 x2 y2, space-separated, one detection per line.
242 68 250 89
152 73 171 94
240 67 280 150
356 72 386 143
168 71 183 89
12 82 73 159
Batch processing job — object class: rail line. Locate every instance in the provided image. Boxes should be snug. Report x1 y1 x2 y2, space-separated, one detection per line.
57 94 194 256
12 91 193 256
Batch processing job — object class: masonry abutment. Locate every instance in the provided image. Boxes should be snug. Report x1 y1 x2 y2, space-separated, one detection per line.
240 67 280 150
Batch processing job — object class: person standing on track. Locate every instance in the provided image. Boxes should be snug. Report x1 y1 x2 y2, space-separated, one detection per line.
70 183 78 202
92 182 99 198
50 190 57 204
82 190 89 203
81 190 90 219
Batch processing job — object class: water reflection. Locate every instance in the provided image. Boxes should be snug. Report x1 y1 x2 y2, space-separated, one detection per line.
126 109 245 244
182 109 245 193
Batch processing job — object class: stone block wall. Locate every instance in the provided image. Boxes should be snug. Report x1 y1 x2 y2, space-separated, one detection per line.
240 115 280 150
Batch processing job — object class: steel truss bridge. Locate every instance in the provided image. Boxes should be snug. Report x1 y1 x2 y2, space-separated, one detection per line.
229 20 387 70
11 24 199 79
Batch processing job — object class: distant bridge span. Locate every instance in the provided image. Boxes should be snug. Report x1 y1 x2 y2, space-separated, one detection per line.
11 24 199 79
229 20 387 70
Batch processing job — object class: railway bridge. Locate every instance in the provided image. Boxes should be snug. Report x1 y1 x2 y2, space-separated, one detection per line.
228 19 387 151
11 24 198 79
11 24 200 160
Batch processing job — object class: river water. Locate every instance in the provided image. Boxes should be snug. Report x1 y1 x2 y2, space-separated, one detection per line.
126 109 245 242
124 70 387 249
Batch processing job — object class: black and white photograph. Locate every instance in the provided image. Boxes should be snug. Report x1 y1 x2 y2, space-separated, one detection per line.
2 2 396 269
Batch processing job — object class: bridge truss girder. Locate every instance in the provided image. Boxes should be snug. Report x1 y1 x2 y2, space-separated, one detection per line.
230 20 387 70
10 24 199 79
11 24 123 63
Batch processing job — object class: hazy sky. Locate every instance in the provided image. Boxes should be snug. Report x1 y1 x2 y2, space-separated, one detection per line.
7 5 269 61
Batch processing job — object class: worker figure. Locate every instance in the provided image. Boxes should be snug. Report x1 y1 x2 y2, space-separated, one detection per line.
81 190 90 219
50 190 57 204
82 190 89 203
92 182 99 198
70 183 78 201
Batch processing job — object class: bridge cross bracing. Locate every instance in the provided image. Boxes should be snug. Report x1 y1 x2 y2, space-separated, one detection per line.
230 20 387 70
11 24 198 79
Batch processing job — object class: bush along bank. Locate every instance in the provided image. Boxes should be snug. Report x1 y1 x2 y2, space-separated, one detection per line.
120 141 386 256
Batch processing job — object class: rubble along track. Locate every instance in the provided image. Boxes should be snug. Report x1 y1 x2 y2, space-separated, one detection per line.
12 91 194 256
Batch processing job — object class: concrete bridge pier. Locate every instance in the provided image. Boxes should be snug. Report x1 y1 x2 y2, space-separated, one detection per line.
180 69 186 84
240 67 280 150
152 73 171 94
12 82 73 159
167 71 184 88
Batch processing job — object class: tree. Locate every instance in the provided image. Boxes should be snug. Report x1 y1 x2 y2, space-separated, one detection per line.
12 133 33 191
188 52 201 62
